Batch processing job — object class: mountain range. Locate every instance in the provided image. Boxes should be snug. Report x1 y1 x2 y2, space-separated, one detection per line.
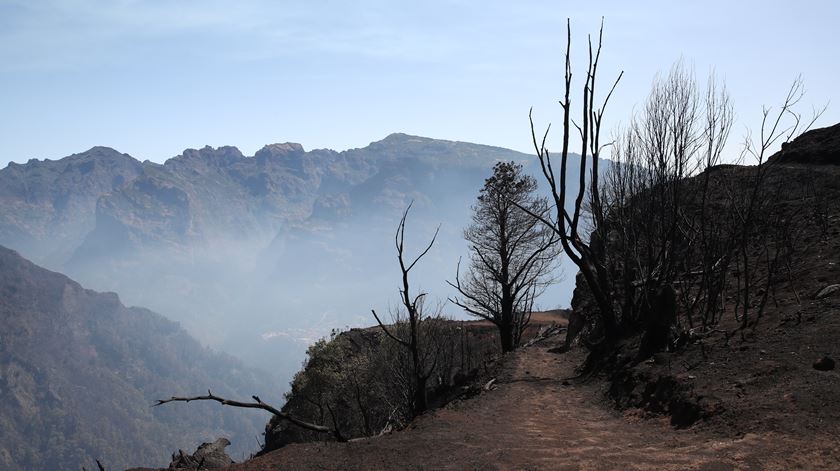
0 134 594 383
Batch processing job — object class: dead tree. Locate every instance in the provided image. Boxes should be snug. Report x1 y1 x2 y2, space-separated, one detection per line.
603 73 822 344
371 202 441 417
448 161 558 352
526 19 826 359
601 64 734 336
154 390 346 441
526 18 623 346
728 77 824 333
82 460 106 471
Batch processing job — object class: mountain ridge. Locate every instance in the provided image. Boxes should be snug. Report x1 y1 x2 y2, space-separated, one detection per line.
4 132 531 170
1 132 540 260
0 134 591 388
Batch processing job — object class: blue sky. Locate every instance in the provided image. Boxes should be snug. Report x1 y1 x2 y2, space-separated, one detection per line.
0 0 837 166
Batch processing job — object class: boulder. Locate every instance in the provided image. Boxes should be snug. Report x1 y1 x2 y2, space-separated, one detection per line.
813 356 836 371
169 438 234 469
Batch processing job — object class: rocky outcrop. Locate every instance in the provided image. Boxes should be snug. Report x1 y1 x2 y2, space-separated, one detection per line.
813 356 836 371
168 438 234 469
768 122 840 165
0 146 143 264
608 364 724 428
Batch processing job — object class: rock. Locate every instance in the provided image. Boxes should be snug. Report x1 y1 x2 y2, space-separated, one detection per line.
697 395 725 416
669 400 701 428
815 284 840 299
813 356 836 371
651 352 670 365
169 438 234 469
768 123 840 165
547 345 568 354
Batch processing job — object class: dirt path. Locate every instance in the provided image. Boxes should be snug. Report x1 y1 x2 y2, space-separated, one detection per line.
229 344 839 470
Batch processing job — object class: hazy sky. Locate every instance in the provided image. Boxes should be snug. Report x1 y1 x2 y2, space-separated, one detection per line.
0 0 837 166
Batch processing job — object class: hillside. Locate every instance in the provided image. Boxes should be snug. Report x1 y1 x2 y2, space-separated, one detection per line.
0 246 279 470
160 127 840 470
0 135 597 384
222 339 839 471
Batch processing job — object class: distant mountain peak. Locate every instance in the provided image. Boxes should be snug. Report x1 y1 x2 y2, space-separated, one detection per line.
374 133 524 155
165 145 245 168
379 132 431 143
255 143 306 164
260 142 305 154
9 146 133 167
81 145 124 155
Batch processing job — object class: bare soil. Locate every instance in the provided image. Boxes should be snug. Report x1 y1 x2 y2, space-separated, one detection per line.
224 334 839 470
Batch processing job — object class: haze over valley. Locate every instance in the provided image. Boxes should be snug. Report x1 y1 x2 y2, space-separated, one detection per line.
0 134 591 383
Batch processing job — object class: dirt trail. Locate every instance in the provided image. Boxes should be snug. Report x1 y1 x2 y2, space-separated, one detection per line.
230 344 839 470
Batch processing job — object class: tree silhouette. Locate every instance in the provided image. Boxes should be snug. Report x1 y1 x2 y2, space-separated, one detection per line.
449 161 558 352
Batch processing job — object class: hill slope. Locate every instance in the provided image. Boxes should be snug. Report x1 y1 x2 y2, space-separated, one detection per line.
0 246 278 470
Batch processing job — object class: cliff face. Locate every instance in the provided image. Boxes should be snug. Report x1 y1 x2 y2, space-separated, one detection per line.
0 147 143 265
0 245 276 470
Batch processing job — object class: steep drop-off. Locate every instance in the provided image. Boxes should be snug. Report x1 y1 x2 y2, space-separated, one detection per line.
0 246 277 470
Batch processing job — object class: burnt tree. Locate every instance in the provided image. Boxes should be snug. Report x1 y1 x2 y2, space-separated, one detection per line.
371 203 441 417
449 161 558 352
526 18 623 347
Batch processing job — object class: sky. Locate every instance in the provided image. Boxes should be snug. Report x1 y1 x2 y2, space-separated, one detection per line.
0 0 837 167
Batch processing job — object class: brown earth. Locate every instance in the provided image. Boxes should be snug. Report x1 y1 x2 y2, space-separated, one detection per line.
221 335 839 470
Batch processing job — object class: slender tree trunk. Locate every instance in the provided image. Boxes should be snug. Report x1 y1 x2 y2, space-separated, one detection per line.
579 259 618 343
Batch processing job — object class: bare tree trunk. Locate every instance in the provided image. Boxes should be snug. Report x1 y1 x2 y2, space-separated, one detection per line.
414 376 428 416
499 323 515 353
525 19 623 349
371 202 440 418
